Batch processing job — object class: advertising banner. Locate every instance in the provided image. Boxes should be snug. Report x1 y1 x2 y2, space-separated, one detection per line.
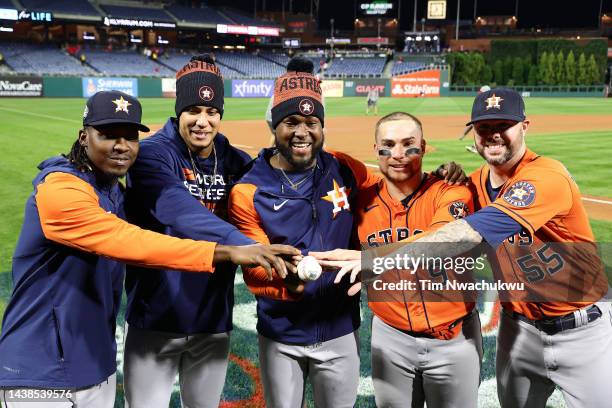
344 79 390 97
162 77 176 97
216 24 279 36
82 77 138 97
0 76 43 97
357 37 389 45
391 70 440 97
0 8 18 20
321 80 344 97
103 17 175 29
231 79 274 98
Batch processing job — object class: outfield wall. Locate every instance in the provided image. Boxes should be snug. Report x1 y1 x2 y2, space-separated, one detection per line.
1 74 606 98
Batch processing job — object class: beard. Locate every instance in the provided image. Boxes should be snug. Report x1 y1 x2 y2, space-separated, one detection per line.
276 137 324 170
476 132 523 166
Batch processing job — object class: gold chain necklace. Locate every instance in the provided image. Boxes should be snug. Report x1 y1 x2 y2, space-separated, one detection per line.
187 144 218 185
275 153 315 191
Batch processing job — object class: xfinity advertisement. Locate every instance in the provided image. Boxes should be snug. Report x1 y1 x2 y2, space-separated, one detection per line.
231 80 274 98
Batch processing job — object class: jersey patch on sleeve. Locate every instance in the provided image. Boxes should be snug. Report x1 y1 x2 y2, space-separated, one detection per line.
502 181 536 207
449 201 470 219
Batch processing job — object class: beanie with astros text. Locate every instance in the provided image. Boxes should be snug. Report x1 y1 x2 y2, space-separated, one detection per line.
271 71 324 129
175 54 224 118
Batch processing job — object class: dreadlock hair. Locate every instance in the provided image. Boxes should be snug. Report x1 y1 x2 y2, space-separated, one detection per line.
64 129 92 172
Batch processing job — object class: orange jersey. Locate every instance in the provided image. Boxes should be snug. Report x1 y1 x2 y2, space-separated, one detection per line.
355 173 475 339
37 172 217 273
469 149 608 319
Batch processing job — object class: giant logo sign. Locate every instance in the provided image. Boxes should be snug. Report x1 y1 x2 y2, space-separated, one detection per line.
344 79 389 97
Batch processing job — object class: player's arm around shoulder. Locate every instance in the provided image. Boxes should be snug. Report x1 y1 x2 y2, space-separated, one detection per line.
327 149 381 189
228 183 302 301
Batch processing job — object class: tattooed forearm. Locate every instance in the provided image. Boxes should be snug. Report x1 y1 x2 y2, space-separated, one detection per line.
418 219 483 244
368 219 484 265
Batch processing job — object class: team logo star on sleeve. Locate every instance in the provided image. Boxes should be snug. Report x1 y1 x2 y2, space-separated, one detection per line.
503 181 536 207
449 201 469 219
112 96 131 113
485 94 504 110
510 187 529 200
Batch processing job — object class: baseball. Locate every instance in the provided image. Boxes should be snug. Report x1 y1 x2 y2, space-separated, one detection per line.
297 256 322 281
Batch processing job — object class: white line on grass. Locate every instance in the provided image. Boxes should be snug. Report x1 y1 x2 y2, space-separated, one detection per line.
0 106 81 124
583 197 612 205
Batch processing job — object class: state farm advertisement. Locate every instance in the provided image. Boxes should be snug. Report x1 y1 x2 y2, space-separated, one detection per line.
391 70 440 97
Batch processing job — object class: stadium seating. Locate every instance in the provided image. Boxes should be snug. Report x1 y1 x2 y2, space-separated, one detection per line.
258 52 290 69
0 43 93 76
324 57 386 78
166 4 231 25
84 49 174 77
101 5 173 21
214 52 286 79
19 0 100 16
220 8 278 27
161 51 245 78
391 61 427 76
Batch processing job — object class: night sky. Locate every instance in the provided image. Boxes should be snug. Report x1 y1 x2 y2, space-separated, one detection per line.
208 0 612 31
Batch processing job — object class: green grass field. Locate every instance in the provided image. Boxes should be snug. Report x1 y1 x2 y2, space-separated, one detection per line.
0 96 610 407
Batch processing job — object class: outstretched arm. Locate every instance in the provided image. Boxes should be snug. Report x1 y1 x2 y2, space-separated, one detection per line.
228 183 304 300
312 219 483 295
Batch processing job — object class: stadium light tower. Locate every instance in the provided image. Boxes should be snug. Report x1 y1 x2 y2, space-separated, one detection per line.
377 18 382 50
456 0 460 40
413 0 417 32
515 0 519 22
330 18 335 52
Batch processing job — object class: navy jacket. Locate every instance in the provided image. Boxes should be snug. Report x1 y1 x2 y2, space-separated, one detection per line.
125 118 253 334
231 148 372 345
0 157 124 388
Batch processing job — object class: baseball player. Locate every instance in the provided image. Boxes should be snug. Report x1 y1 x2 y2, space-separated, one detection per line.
228 70 380 408
122 55 274 408
265 56 324 144
358 112 481 407
366 87 380 115
311 111 482 407
313 88 612 408
0 91 298 408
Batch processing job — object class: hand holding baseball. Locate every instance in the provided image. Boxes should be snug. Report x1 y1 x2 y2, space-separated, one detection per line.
297 256 323 281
